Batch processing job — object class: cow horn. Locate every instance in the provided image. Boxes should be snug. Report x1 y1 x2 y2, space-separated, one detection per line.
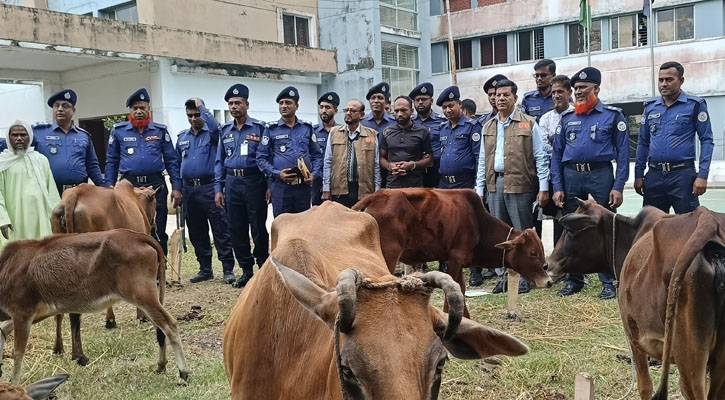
336 269 362 334
421 271 463 341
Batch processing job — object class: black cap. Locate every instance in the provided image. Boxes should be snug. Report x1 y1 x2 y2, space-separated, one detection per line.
318 92 340 108
409 82 434 99
276 86 300 103
47 89 77 107
483 74 508 93
570 67 601 86
225 84 249 101
366 82 390 101
436 86 460 107
126 88 150 107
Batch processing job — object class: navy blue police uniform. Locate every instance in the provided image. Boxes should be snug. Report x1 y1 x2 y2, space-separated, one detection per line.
521 90 554 123
177 100 235 282
311 91 339 205
33 89 106 195
362 82 395 189
105 88 181 255
0 138 6 152
551 68 629 298
436 86 482 189
214 83 270 287
635 91 713 214
257 87 323 217
410 82 445 188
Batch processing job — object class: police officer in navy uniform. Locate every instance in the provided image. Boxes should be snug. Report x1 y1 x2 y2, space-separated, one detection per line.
312 91 339 206
0 138 6 152
551 67 629 300
177 97 236 284
521 59 557 123
33 89 106 195
363 82 396 188
214 84 269 288
105 88 182 255
634 61 713 214
410 82 445 189
257 86 323 217
436 86 482 190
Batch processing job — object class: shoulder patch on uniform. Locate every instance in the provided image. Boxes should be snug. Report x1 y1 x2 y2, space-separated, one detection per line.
165 133 171 142
261 136 270 146
698 111 708 122
555 125 562 135
471 132 481 142
617 121 627 132
108 135 115 144
311 133 317 142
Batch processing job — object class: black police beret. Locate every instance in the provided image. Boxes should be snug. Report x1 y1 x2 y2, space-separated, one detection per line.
276 86 300 103
483 74 509 93
570 67 601 86
409 82 434 99
126 88 150 107
225 84 249 101
436 86 460 107
366 82 390 101
47 89 77 107
318 92 340 108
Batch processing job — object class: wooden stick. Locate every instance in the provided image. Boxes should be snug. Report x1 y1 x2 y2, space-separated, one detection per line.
168 228 183 283
506 272 520 311
574 372 594 400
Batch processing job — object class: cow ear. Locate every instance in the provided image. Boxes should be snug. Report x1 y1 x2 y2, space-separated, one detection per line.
558 213 597 232
25 374 69 400
432 309 528 359
271 258 339 329
494 230 525 250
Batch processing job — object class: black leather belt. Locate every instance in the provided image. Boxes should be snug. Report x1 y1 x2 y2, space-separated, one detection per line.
648 160 694 173
183 177 214 186
122 173 164 184
227 167 261 177
564 162 610 172
442 174 474 184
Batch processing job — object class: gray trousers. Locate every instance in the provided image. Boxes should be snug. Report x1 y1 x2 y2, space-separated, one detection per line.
487 175 536 275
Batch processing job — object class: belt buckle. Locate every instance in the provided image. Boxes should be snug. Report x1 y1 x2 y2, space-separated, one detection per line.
447 176 456 184
137 175 147 183
234 169 243 177
192 178 201 186
658 162 671 172
576 163 590 172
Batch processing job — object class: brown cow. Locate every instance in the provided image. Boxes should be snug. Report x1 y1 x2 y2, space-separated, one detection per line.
352 188 552 315
223 201 528 399
0 229 188 385
548 198 725 399
49 180 157 365
0 374 68 400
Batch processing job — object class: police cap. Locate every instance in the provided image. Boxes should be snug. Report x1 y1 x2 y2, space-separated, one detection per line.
225 84 249 101
47 89 77 107
436 86 460 107
126 88 150 107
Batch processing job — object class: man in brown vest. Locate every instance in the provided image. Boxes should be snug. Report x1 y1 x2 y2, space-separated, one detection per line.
475 79 550 294
321 100 380 207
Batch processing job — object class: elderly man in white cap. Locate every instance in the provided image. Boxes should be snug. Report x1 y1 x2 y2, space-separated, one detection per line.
0 121 60 244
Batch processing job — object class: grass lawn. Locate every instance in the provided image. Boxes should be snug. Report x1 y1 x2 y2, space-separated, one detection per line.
2 246 684 399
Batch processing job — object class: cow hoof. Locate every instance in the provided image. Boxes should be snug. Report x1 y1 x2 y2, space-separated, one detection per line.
74 355 89 366
179 370 190 381
138 316 149 324
105 320 117 329
177 377 188 386
156 364 167 374
52 348 64 356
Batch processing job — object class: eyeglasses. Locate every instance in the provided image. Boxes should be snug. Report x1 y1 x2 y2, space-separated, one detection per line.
533 73 550 79
186 113 201 118
52 103 73 110
343 108 362 113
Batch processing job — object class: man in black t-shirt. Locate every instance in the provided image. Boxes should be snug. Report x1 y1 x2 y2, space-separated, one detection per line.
380 96 433 188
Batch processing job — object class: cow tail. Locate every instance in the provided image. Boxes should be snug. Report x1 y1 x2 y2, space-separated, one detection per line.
145 234 167 306
652 215 721 400
351 195 374 211
64 191 78 233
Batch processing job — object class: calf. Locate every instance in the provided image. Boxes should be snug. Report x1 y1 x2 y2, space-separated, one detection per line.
353 188 552 316
0 229 188 385
0 374 68 400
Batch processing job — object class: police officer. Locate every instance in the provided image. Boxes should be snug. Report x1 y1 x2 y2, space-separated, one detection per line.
551 67 629 300
479 74 508 126
0 137 6 152
177 97 236 284
410 82 445 189
257 86 323 217
33 89 106 195
634 61 713 214
214 84 269 288
437 86 482 190
105 88 182 255
312 91 339 205
363 82 396 188
521 59 557 122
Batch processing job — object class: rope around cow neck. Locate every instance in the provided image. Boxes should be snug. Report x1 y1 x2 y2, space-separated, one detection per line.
502 227 513 269
334 315 351 400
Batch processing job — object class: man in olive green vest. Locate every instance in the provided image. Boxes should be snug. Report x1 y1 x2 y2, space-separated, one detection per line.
321 99 381 207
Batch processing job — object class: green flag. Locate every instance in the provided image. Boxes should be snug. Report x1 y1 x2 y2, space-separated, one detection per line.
579 0 591 28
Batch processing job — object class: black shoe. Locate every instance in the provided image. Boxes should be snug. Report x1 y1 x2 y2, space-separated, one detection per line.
189 271 213 283
223 272 236 284
557 283 583 297
232 271 254 288
482 269 497 281
518 279 531 294
468 268 483 287
438 261 447 273
599 287 617 300
492 278 507 294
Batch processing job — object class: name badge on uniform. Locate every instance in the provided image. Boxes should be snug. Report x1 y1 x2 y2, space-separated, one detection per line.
145 135 161 142
178 140 190 146
127 147 135 155
648 113 661 120
318 137 326 142
567 121 582 126
123 137 137 142
528 106 541 112
46 135 60 140
240 141 249 156
440 136 448 142
223 138 234 144
245 135 261 142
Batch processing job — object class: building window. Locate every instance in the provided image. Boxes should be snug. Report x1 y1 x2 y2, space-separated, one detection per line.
380 0 417 31
382 41 419 98
283 14 310 47
481 34 508 66
443 0 471 13
453 39 473 69
657 6 694 43
517 29 544 61
101 2 138 23
568 20 602 54
611 14 637 49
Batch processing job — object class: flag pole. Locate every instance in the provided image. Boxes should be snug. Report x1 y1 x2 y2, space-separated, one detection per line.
586 1 591 67
648 0 655 97
445 0 457 86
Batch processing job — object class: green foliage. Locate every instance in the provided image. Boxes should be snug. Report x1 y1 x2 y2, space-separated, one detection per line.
102 115 127 133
